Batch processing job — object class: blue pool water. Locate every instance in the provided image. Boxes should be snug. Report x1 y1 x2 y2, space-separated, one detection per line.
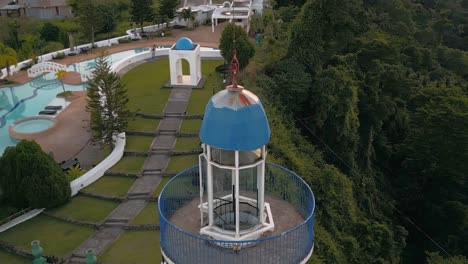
65 48 149 74
13 118 55 133
0 48 149 154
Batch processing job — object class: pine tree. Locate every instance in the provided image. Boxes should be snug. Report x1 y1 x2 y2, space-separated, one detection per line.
86 55 130 148
159 0 179 20
130 0 155 33
74 0 98 47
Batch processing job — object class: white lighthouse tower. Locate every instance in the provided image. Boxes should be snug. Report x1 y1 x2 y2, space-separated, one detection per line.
158 50 315 264
198 51 273 241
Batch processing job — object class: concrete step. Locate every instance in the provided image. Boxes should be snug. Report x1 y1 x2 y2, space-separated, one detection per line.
105 218 128 223
164 113 183 117
127 192 151 197
142 169 162 176
158 130 177 135
150 149 170 155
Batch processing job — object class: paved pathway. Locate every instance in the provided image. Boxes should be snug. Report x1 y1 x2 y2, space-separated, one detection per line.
69 87 192 263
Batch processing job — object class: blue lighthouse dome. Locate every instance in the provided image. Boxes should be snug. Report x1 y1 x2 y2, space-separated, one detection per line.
175 37 195 50
200 88 270 151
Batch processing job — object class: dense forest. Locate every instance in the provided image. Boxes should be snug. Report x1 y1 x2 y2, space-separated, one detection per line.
244 0 467 263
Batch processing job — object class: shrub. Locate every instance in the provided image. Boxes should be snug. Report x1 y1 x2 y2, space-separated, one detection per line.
66 165 87 182
52 52 66 59
42 42 65 54
118 37 132 44
57 91 74 98
0 141 71 208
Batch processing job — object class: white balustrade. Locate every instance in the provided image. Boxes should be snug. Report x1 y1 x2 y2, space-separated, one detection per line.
27 61 67 78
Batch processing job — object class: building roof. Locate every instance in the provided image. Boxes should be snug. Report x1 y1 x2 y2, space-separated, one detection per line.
200 88 270 151
0 4 20 9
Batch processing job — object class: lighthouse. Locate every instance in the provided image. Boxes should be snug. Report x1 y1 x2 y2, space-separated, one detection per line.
158 49 315 263
198 50 273 241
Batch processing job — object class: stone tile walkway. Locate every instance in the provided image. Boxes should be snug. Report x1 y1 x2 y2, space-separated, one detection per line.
69 86 193 263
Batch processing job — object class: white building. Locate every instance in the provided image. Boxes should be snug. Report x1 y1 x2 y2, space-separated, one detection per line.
0 0 72 19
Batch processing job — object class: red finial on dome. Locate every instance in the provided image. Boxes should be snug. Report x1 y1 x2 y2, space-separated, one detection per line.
228 48 243 92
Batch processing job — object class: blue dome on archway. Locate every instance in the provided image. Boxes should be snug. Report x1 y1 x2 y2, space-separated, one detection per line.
175 37 195 50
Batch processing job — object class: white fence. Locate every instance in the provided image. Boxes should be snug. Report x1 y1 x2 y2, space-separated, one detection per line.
70 133 126 196
27 61 66 78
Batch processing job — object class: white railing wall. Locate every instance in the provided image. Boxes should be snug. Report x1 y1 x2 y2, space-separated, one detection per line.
27 61 67 78
126 21 175 36
70 133 126 196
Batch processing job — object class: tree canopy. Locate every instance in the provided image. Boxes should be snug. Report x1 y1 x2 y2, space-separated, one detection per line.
244 0 468 262
86 54 130 148
158 0 179 20
0 141 70 208
0 42 18 78
130 0 155 32
219 23 255 70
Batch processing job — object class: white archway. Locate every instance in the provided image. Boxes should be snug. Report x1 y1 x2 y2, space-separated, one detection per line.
169 37 202 86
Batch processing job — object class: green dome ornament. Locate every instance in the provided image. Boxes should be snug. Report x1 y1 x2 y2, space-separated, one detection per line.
31 240 46 264
85 248 97 264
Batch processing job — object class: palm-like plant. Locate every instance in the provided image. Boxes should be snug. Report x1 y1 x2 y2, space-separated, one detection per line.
0 43 18 79
177 7 195 29
56 70 68 92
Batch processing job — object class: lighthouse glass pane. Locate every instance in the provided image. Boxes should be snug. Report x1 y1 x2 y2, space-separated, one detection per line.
239 166 260 230
212 166 235 231
211 147 235 166
238 149 262 166
210 147 261 166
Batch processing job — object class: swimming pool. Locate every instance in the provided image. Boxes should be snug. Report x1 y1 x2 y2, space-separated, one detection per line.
12 117 55 133
65 48 149 75
0 48 149 154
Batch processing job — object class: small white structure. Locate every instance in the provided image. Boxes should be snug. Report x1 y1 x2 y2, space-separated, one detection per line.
27 61 66 78
169 37 202 86
175 5 216 28
211 0 252 32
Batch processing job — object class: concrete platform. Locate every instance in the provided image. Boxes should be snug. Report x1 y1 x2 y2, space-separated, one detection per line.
169 195 305 237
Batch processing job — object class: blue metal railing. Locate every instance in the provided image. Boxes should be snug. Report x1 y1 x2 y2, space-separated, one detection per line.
158 163 315 264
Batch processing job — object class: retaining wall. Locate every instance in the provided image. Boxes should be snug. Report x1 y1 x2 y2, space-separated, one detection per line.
70 133 126 196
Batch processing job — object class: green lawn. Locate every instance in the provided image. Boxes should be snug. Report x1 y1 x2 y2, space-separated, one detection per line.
127 117 159 132
174 137 201 150
82 176 136 197
122 59 172 114
131 203 159 224
49 196 119 222
99 230 161 264
153 177 170 197
179 119 202 133
186 60 224 114
0 248 30 264
0 215 94 257
96 145 111 164
110 156 146 173
165 155 199 174
125 135 154 151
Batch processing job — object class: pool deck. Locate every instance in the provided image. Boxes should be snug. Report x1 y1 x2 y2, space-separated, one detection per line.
2 23 225 168
34 90 98 168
